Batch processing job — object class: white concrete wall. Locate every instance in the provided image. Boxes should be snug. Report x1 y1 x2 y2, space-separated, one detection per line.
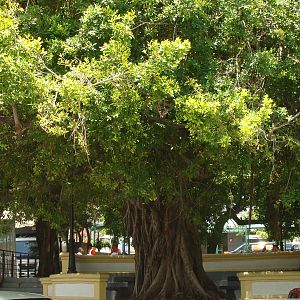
238 271 300 299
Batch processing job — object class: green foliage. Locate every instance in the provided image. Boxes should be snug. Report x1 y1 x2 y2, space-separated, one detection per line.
0 220 12 234
176 87 274 147
0 0 299 241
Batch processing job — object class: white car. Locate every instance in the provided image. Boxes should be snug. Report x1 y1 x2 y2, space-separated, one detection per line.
230 242 274 253
0 291 51 300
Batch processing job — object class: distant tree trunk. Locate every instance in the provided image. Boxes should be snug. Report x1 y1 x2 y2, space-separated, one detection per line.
11 104 22 137
86 227 91 244
206 238 218 254
247 165 254 244
271 179 281 243
125 199 223 300
267 171 281 244
36 219 60 277
206 213 229 254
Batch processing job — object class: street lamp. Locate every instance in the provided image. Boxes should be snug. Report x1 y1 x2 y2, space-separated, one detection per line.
67 201 77 273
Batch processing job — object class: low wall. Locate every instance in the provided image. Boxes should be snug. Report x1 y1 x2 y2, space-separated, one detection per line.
52 252 300 300
40 273 110 300
238 271 300 299
40 270 300 300
60 251 300 274
203 252 300 272
60 253 135 275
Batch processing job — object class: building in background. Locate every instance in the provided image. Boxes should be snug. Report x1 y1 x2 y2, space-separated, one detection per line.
0 219 15 252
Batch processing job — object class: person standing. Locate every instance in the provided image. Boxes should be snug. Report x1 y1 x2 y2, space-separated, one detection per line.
111 244 121 256
87 244 96 255
271 244 280 252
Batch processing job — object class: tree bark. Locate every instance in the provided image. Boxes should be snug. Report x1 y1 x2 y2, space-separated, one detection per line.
11 104 23 137
125 199 224 300
36 219 60 277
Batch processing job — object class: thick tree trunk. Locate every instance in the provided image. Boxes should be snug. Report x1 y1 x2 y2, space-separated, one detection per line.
125 199 224 300
36 219 60 277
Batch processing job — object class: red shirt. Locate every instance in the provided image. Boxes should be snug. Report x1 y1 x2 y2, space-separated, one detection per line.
111 246 120 254
88 248 96 255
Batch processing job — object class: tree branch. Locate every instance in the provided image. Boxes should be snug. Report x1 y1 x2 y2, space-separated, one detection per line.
268 111 300 138
132 22 172 31
25 0 30 12
147 116 186 129
230 213 263 225
11 104 23 137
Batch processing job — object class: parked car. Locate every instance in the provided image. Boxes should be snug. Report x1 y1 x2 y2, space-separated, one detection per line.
0 291 51 300
288 288 300 298
230 242 274 253
285 242 300 251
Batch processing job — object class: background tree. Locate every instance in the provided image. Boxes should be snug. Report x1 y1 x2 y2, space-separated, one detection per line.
0 3 95 275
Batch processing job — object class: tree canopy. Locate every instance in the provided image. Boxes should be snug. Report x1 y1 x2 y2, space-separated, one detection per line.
0 0 299 298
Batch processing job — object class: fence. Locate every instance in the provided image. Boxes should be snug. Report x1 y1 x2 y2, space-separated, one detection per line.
0 248 39 281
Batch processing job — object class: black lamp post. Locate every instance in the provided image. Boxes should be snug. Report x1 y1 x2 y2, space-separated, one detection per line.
68 201 77 273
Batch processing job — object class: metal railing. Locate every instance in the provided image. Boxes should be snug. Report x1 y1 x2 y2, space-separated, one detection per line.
0 249 39 281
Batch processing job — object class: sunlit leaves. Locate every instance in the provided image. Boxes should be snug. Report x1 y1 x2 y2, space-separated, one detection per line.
176 87 274 147
146 38 190 71
38 14 190 157
0 7 46 107
1 0 299 239
239 95 274 142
